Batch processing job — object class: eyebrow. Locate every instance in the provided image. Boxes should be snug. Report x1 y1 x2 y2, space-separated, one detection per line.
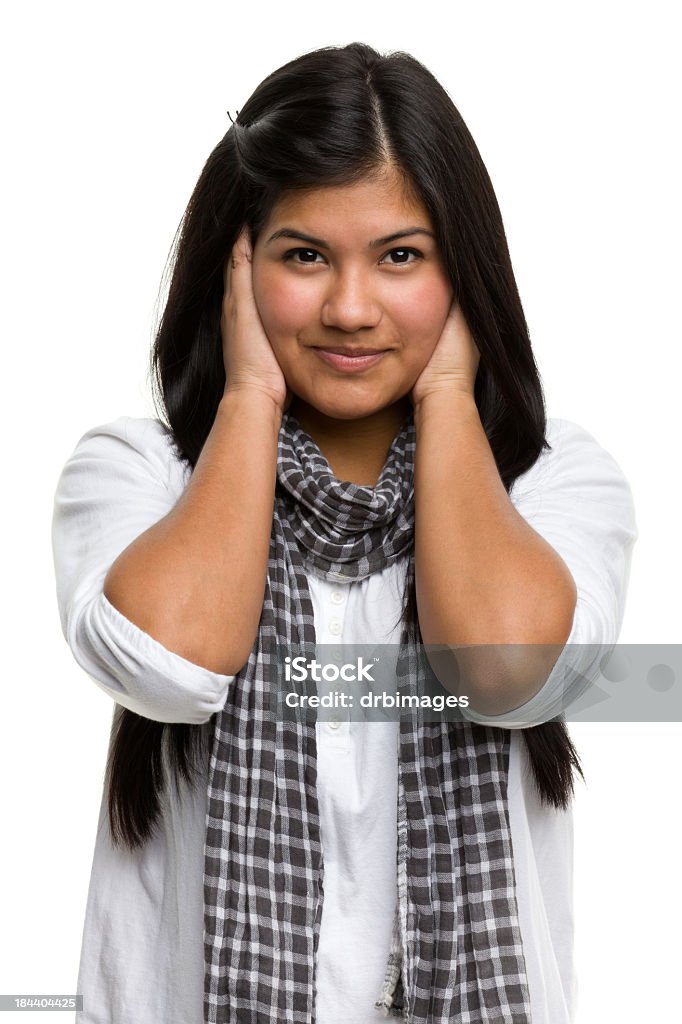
265 227 436 248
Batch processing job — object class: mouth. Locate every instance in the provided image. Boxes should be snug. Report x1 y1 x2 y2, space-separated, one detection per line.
314 346 386 356
312 346 390 373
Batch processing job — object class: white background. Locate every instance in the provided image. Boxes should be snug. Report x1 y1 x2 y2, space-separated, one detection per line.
1 1 680 1021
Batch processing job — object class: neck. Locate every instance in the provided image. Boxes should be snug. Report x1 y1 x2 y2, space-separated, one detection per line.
288 397 412 487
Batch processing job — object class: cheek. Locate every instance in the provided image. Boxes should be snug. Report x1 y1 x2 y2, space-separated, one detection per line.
251 264 316 340
391 276 453 345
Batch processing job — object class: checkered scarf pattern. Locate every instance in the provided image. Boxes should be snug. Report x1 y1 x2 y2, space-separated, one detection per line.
203 409 531 1023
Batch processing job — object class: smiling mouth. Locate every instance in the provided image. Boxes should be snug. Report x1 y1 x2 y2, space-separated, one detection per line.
313 346 387 356
311 347 390 373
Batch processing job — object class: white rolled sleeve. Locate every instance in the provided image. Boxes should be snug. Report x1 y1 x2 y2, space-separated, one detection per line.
51 415 235 724
460 417 638 728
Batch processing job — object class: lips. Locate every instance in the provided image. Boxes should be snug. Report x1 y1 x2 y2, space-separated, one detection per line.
312 347 389 373
314 347 385 356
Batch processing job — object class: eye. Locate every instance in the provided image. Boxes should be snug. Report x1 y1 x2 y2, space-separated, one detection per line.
281 248 325 264
279 245 424 267
380 247 423 266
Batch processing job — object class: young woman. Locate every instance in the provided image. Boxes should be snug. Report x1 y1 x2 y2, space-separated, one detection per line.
51 42 637 1024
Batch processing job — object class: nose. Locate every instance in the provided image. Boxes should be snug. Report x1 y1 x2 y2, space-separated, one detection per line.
320 268 382 332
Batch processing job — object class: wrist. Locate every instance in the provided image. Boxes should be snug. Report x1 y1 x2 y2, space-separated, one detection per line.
220 385 285 425
412 387 479 426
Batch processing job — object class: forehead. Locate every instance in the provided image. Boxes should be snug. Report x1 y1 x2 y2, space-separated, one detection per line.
264 166 433 239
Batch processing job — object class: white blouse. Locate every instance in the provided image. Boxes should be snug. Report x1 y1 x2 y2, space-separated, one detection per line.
51 414 638 1024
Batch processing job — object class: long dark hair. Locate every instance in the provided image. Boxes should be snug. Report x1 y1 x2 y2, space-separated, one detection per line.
105 41 583 852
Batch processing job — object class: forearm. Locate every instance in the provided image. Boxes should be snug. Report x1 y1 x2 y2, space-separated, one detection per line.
103 389 282 676
413 391 577 711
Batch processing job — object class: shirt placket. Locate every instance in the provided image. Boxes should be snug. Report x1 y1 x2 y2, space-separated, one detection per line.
318 585 351 747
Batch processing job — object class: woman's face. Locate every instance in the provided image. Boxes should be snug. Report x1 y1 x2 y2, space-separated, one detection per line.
251 164 454 421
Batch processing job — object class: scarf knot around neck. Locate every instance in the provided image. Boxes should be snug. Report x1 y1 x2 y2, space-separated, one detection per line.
275 411 416 582
203 408 532 1023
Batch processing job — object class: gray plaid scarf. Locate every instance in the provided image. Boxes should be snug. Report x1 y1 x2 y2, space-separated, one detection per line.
203 408 531 1023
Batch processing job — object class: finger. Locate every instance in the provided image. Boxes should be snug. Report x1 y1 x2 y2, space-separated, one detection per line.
229 228 257 304
223 226 251 297
232 225 252 267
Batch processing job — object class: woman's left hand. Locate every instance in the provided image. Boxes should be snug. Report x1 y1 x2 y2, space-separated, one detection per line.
410 300 481 408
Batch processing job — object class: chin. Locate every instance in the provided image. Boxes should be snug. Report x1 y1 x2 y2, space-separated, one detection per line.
287 373 413 419
300 393 410 424
310 400 383 421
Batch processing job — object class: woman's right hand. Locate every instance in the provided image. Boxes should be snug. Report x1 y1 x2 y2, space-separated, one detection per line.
221 226 293 412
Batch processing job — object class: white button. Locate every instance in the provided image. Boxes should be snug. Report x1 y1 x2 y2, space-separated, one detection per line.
328 619 342 636
328 720 340 730
331 648 343 662
331 590 345 605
